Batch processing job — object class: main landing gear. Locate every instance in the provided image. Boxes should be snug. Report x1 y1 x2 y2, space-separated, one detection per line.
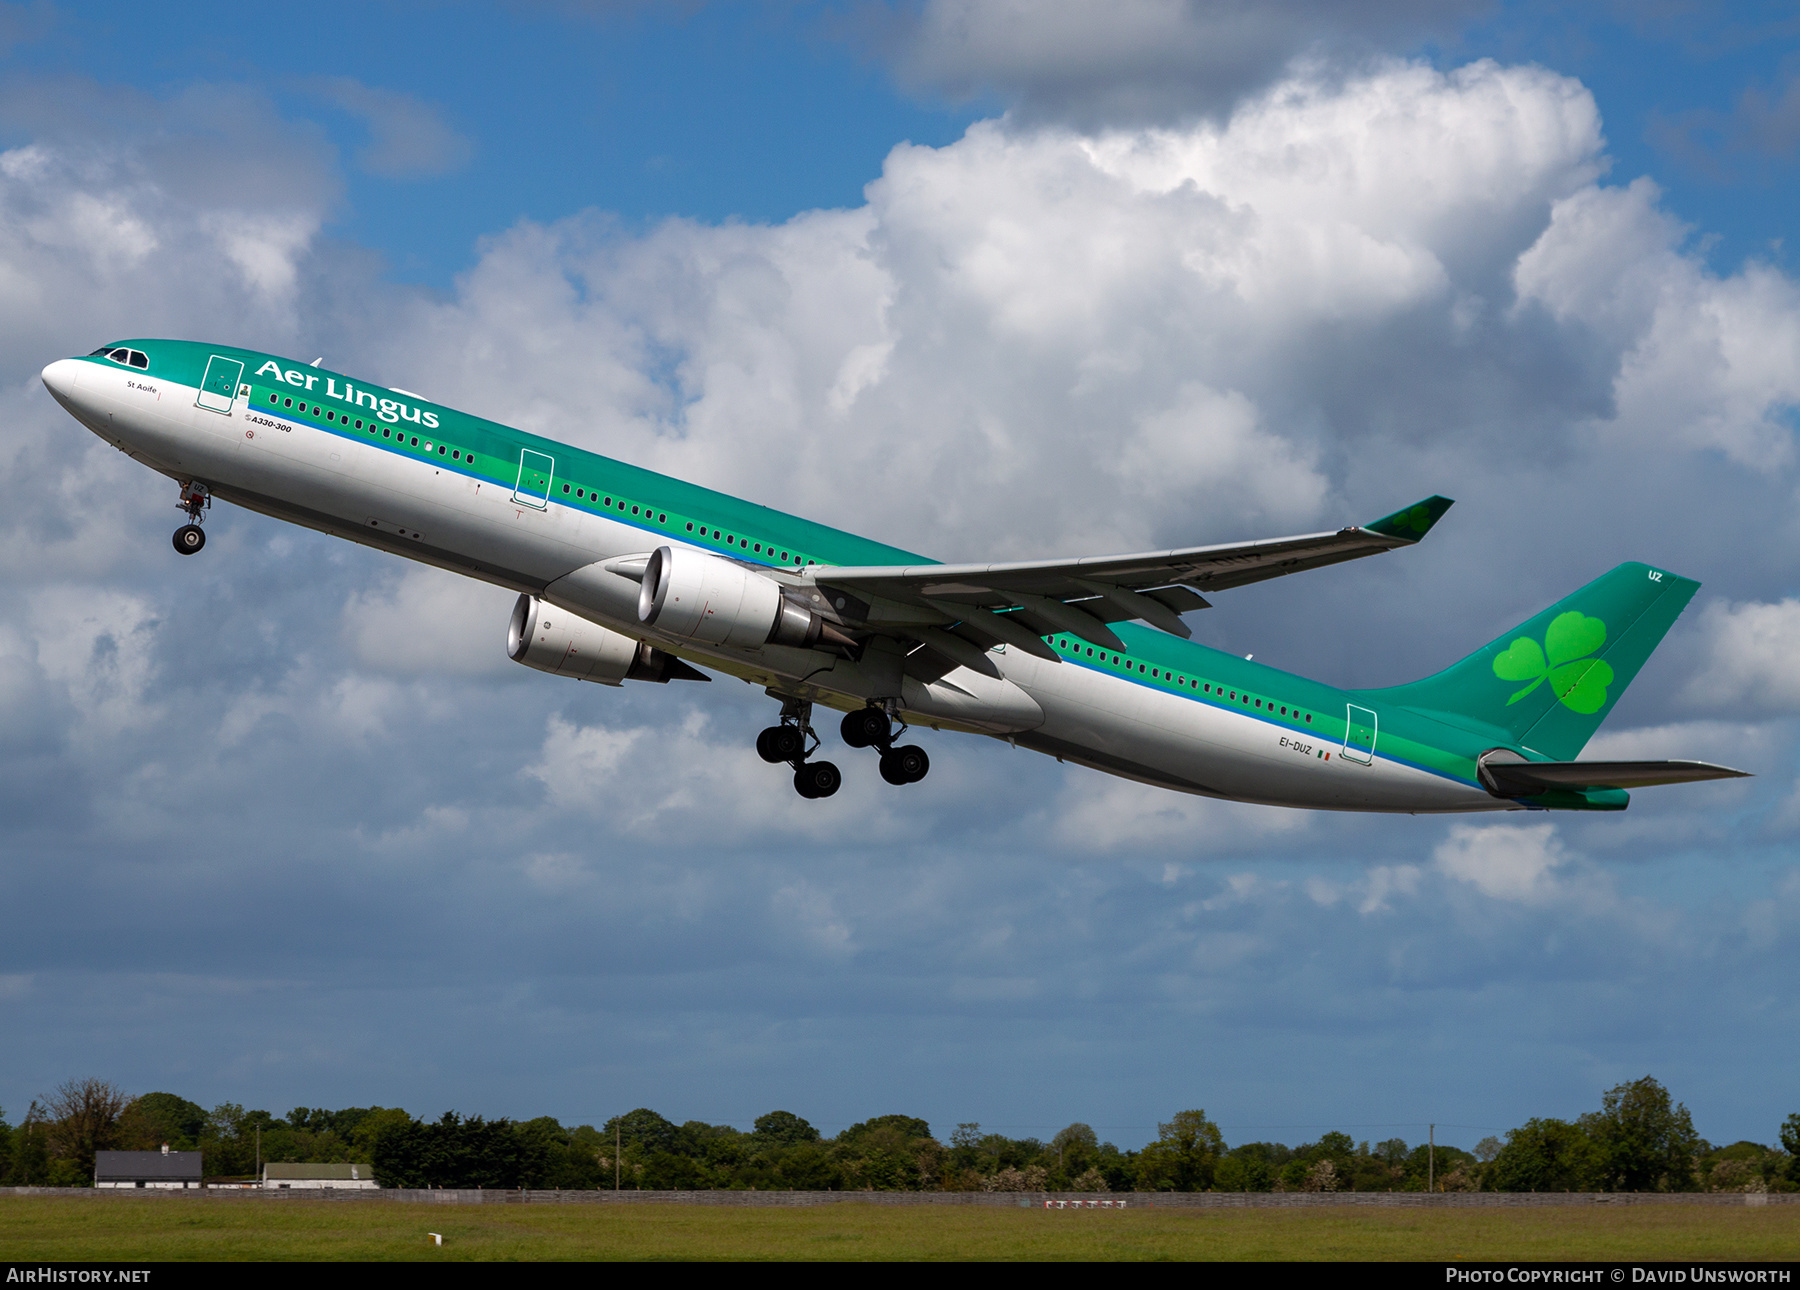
173 483 210 555
757 699 931 798
757 698 843 799
840 704 930 787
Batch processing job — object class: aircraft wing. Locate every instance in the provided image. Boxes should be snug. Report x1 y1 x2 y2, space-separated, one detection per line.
813 496 1453 658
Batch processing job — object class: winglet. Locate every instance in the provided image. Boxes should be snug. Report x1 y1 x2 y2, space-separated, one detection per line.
1363 495 1455 541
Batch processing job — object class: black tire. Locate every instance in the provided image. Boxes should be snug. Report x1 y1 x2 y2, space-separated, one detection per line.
798 760 842 798
881 745 930 785
173 525 206 555
756 727 786 764
840 707 889 749
766 725 804 762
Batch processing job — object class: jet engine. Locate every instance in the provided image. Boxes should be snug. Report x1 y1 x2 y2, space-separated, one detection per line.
636 546 853 650
508 594 708 684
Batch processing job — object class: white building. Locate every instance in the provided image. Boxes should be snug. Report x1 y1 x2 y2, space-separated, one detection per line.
262 1162 380 1190
95 1146 202 1189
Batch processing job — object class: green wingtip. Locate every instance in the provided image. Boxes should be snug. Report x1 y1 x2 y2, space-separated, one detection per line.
1364 495 1455 541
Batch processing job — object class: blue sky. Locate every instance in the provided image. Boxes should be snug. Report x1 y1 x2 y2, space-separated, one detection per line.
6 0 1800 1156
11 2 1799 287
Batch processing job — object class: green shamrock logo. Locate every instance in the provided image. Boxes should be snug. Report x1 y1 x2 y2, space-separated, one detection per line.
1396 504 1431 534
1492 611 1614 714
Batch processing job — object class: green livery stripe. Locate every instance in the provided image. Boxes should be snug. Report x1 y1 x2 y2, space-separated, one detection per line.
1047 626 1487 789
94 340 929 572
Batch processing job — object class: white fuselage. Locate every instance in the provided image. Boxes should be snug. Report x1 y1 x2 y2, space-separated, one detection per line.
43 356 1505 814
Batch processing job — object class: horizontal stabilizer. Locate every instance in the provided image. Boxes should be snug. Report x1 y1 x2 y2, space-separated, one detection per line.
1479 758 1749 798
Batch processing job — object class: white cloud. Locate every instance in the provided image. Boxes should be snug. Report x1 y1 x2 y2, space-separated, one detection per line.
1307 863 1423 913
1434 821 1568 904
1517 179 1800 471
1052 774 1312 853
28 586 163 745
1679 598 1800 712
342 567 515 677
522 711 905 842
372 59 1624 567
1582 719 1775 773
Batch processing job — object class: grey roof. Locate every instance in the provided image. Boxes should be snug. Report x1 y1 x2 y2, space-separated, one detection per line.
264 1162 376 1182
94 1150 202 1181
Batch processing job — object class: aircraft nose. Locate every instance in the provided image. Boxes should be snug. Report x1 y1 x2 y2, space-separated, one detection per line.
41 358 82 404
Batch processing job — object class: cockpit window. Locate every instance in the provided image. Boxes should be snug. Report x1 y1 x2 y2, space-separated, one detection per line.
91 347 148 368
128 350 148 368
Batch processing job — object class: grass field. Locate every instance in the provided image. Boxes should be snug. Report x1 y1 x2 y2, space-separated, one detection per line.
1 1197 1797 1261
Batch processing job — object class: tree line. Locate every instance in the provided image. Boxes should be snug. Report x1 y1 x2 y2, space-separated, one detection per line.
0 1075 1792 1194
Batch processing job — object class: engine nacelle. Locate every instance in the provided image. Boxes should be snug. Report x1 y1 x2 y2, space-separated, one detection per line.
637 546 851 650
508 595 707 685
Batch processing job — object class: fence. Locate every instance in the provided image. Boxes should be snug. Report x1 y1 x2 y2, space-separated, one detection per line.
1 1187 1790 1208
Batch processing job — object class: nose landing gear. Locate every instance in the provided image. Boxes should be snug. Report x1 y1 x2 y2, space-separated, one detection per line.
757 698 842 799
173 483 210 555
841 704 930 786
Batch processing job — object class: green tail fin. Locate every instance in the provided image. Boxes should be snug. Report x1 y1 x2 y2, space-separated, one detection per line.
1369 562 1700 760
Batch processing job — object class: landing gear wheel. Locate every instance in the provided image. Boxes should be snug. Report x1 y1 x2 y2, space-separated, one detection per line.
794 760 842 799
173 524 206 555
879 745 930 785
757 725 804 763
840 707 891 749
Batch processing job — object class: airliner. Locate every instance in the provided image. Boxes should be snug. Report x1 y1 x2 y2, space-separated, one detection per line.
40 341 1745 809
